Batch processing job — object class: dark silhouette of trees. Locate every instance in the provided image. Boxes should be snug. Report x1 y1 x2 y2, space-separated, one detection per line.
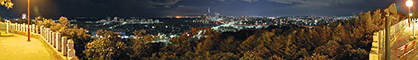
0 17 4 22
83 29 129 60
41 3 406 60
0 0 13 9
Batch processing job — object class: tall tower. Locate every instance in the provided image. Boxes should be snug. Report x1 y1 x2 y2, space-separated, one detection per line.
208 7 211 14
207 7 212 20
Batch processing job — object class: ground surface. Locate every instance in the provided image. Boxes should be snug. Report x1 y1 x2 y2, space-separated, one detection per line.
0 31 61 60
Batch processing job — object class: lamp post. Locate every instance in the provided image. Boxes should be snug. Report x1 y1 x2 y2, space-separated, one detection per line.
411 13 415 37
407 0 414 37
27 0 30 41
385 12 392 60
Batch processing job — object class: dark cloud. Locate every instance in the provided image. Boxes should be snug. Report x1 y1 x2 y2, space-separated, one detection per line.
0 0 406 18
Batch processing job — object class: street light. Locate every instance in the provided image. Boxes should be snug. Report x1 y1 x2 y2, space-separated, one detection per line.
407 0 413 26
412 13 416 37
407 0 414 37
27 0 30 41
407 0 413 7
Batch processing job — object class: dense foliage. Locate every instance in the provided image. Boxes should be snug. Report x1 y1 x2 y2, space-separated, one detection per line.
80 4 406 60
34 3 406 60
0 0 13 9
37 16 92 59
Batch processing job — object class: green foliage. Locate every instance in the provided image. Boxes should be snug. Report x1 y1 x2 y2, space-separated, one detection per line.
77 3 407 60
37 16 93 59
0 0 13 9
59 17 70 27
39 18 55 28
50 17 70 33
83 29 128 60
299 53 330 60
8 19 16 23
129 34 153 59
63 25 92 59
84 38 116 60
239 51 264 60
17 18 26 24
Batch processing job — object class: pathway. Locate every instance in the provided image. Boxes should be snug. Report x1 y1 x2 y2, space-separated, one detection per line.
0 31 62 60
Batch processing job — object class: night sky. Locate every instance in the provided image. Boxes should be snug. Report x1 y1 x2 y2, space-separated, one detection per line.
0 0 411 18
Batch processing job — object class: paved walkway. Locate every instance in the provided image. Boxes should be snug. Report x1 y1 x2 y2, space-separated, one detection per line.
388 22 418 60
403 23 418 60
0 31 61 60
369 21 418 60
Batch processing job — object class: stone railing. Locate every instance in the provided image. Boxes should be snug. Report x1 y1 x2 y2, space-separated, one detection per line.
371 20 408 60
3 22 77 60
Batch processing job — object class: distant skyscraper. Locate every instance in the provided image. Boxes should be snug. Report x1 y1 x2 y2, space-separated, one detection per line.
208 7 211 14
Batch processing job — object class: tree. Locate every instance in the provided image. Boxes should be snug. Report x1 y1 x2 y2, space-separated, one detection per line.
8 19 16 23
299 53 330 60
219 36 239 53
83 30 128 60
58 17 70 28
83 38 116 60
78 4 406 59
62 24 92 59
0 0 13 9
239 51 264 60
129 34 153 59
17 18 26 24
40 18 55 28
133 30 146 39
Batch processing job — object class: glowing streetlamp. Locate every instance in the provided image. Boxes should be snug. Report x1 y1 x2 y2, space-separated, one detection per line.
407 0 414 37
407 0 413 7
407 0 413 26
412 13 416 37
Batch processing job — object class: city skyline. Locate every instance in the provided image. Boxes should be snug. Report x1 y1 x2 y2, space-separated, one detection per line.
0 0 409 18
1 0 418 60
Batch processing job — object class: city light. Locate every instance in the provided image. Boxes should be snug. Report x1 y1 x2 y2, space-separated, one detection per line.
0 0 417 60
407 0 413 7
410 13 413 16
